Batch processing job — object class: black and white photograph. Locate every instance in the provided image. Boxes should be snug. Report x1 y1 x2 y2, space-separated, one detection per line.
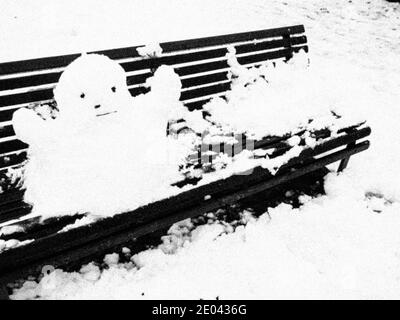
0 0 399 301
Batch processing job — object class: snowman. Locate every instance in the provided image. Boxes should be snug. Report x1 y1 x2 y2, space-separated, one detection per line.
12 54 193 219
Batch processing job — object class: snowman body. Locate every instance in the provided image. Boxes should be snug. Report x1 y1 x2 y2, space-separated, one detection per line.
12 54 188 219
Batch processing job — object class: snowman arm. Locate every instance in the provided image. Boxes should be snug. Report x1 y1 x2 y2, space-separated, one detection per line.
12 108 48 146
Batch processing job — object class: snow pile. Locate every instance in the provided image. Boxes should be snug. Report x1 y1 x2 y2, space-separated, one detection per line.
12 54 192 219
205 49 364 140
182 49 367 177
137 42 163 57
0 238 33 253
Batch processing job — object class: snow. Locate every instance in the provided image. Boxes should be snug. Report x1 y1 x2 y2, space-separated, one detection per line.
205 49 366 140
103 253 120 267
0 225 24 236
0 238 33 253
59 216 98 233
137 43 163 58
2 0 400 299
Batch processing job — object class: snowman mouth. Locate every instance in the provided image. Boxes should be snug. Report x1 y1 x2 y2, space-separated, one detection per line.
96 111 118 117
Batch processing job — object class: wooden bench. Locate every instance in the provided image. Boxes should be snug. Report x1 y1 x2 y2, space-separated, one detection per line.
0 25 371 299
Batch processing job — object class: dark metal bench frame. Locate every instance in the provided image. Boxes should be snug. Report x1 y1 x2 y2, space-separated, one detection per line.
0 25 371 299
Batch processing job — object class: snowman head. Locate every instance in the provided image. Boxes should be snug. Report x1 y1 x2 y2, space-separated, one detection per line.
54 54 132 123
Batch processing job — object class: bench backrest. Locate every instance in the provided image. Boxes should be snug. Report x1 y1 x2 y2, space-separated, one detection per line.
0 25 307 175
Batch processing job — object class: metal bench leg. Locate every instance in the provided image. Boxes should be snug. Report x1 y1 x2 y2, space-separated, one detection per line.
0 284 9 300
338 142 356 172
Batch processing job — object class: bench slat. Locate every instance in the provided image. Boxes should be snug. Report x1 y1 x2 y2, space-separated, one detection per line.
0 140 28 155
0 126 15 140
0 189 25 205
0 72 61 92
0 108 26 123
0 90 54 109
0 206 31 225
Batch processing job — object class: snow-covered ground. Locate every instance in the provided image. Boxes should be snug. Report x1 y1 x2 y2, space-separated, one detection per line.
2 0 400 299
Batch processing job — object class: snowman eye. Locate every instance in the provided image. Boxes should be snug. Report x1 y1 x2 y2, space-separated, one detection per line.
111 86 116 93
80 93 85 99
